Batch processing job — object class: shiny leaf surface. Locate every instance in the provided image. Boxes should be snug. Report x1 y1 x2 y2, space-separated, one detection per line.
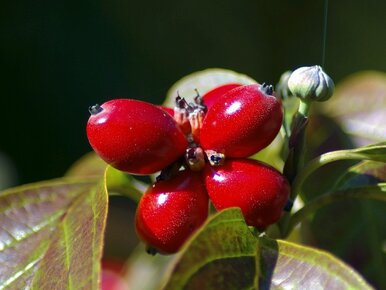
258 237 373 290
162 208 258 290
0 178 108 289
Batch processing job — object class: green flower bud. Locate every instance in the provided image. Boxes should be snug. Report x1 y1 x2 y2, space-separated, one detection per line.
288 65 334 102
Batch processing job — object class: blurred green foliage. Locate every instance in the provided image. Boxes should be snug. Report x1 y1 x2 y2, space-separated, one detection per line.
0 0 385 185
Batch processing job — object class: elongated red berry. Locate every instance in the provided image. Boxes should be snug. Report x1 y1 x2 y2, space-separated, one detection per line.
200 84 282 158
87 99 188 174
202 83 242 110
135 170 209 254
158 105 174 116
204 159 290 229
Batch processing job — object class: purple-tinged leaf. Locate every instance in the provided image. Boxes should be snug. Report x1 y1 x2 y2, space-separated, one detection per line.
258 237 374 290
0 178 108 289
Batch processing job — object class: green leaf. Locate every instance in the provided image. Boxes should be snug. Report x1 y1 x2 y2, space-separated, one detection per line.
161 208 372 289
292 142 386 201
162 208 258 290
286 183 386 236
305 161 386 289
164 68 257 107
350 142 386 162
321 71 386 145
258 237 374 290
0 177 108 289
335 160 386 189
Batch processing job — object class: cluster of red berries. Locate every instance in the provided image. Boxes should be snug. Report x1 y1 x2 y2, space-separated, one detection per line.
87 83 290 254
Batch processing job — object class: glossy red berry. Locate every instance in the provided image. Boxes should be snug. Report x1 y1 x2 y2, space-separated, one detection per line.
135 170 209 254
200 84 283 158
87 99 188 175
202 83 242 109
158 105 174 116
204 159 290 229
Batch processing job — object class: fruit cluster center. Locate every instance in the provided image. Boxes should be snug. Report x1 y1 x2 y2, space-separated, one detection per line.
86 82 290 254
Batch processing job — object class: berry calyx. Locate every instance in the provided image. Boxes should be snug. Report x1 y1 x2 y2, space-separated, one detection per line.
86 99 188 175
135 170 209 254
200 84 283 158
204 159 290 229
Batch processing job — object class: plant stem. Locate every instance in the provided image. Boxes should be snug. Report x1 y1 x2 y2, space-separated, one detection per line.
279 99 311 237
283 99 311 184
283 183 386 237
298 99 310 116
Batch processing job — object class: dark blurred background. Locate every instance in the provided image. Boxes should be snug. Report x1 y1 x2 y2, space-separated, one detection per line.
1 0 385 187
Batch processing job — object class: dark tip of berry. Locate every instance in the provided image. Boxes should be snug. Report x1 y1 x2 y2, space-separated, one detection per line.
210 155 222 165
187 147 196 159
175 96 189 109
88 104 103 115
260 82 274 96
284 199 294 212
146 246 158 256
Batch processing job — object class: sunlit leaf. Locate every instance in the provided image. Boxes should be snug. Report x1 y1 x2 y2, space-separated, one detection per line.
321 71 386 146
162 208 258 290
0 177 108 289
164 68 257 107
258 237 373 290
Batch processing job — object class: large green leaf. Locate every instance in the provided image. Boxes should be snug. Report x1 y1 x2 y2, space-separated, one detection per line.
161 208 373 290
321 71 386 146
258 237 373 290
0 177 108 289
306 161 386 289
162 208 258 290
164 68 257 107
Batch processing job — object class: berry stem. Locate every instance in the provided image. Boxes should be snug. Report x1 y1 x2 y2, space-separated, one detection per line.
298 98 310 116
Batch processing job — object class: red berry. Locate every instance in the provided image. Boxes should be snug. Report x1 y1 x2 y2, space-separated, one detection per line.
158 105 174 116
135 170 209 254
202 83 242 109
87 99 188 175
204 159 290 229
200 84 282 158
